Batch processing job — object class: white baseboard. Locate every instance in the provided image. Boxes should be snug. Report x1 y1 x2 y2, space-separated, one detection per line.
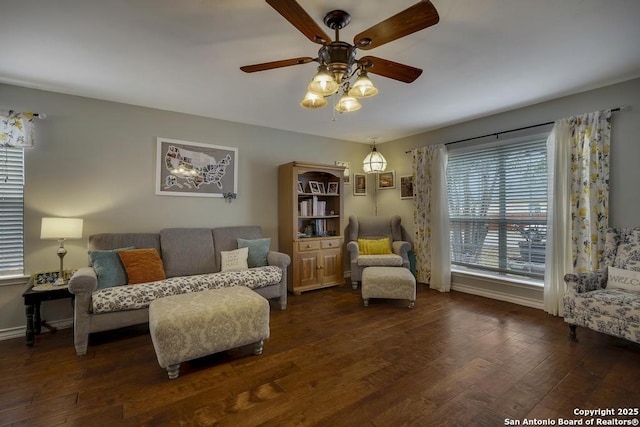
451 283 544 310
0 318 73 341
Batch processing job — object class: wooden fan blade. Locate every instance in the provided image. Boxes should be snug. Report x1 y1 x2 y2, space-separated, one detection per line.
354 0 439 50
266 0 331 45
240 57 315 73
359 56 423 83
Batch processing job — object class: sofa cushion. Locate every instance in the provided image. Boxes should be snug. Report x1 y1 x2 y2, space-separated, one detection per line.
565 289 640 325
88 233 160 254
160 228 216 278
608 267 640 291
237 237 271 267
358 237 392 255
89 246 134 290
221 247 249 271
212 226 263 271
91 265 283 314
357 254 404 267
119 248 166 284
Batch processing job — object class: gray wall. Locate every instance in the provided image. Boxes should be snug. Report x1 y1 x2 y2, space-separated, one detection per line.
377 77 640 306
0 83 375 333
2 77 639 333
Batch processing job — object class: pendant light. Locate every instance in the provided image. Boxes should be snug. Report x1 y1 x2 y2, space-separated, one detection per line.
362 140 387 174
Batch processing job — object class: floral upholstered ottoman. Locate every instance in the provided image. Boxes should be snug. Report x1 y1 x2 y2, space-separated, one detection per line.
149 286 270 379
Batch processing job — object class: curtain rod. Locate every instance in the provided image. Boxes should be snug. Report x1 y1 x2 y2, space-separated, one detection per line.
405 106 627 153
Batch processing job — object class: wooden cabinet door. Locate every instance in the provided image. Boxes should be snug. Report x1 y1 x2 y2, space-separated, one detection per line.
319 248 342 285
295 251 320 290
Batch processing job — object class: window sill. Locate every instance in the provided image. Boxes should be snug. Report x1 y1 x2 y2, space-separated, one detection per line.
0 274 29 287
452 267 544 289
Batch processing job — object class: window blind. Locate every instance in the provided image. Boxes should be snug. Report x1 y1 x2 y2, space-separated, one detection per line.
0 146 25 276
447 138 547 280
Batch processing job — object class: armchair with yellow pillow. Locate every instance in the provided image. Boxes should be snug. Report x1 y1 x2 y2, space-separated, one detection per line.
346 215 411 289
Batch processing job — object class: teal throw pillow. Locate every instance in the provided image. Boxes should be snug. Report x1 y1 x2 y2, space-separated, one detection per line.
237 238 270 268
89 246 135 290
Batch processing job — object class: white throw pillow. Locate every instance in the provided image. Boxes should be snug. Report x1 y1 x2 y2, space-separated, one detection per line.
220 247 249 272
607 266 640 291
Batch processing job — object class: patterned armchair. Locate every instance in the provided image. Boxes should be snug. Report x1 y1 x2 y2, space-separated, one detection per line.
563 227 640 344
346 215 411 289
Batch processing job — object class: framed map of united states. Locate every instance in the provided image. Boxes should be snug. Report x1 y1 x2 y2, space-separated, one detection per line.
155 137 238 197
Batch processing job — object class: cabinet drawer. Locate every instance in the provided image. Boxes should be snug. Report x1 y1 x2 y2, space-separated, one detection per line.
298 240 321 251
321 238 342 249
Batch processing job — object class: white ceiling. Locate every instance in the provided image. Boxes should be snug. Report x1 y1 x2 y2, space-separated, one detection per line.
2 0 640 143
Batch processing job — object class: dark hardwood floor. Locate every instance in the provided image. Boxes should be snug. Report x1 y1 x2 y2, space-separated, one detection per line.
1 284 639 426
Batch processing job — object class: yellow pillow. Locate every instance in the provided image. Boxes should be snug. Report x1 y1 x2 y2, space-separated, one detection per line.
118 248 166 285
358 238 392 255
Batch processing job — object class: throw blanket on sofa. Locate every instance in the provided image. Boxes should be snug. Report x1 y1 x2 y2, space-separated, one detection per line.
92 266 282 314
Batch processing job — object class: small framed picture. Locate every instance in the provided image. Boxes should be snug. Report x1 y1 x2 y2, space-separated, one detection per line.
326 182 339 195
377 170 396 189
297 181 304 193
309 181 321 194
400 175 414 199
354 173 367 196
317 182 326 194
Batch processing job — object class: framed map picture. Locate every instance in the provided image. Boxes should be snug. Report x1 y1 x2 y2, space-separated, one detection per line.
155 137 238 197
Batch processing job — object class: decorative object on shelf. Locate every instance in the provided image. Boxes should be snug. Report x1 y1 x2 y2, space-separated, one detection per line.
222 192 237 203
33 269 76 286
297 181 304 193
240 1 439 113
363 140 387 174
308 181 321 194
335 161 350 184
40 217 84 286
400 175 414 199
326 182 339 195
156 137 237 198
354 173 367 196
377 170 396 189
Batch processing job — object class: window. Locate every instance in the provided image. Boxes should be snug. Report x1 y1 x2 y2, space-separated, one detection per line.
447 137 547 281
0 146 25 277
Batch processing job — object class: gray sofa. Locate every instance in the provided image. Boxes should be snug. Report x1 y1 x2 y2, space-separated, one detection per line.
68 226 290 355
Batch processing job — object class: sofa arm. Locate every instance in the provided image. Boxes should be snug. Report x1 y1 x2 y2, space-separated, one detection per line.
563 268 607 294
392 241 411 258
346 241 359 257
68 267 98 295
267 250 291 269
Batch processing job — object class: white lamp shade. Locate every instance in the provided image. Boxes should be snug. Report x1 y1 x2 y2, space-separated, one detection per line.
335 93 361 113
40 218 84 239
362 147 387 174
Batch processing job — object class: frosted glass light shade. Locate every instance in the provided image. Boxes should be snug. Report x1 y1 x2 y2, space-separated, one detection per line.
308 66 339 96
349 72 378 98
300 91 328 109
40 218 84 239
362 147 387 174
335 93 361 113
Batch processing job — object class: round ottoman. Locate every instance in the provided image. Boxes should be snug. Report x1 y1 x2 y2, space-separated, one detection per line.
149 286 269 379
361 266 416 308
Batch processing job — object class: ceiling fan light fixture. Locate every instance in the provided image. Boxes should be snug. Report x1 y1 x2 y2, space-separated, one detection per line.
362 143 387 174
335 92 361 113
349 71 378 98
300 91 328 109
308 65 339 96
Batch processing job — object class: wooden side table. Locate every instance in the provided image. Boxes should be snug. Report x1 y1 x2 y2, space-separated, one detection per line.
22 278 74 347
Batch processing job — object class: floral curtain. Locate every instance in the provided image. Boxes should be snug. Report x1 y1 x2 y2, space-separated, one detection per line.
412 144 451 291
544 110 611 315
0 111 35 148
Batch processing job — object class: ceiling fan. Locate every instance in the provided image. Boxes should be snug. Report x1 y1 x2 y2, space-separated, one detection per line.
240 0 440 112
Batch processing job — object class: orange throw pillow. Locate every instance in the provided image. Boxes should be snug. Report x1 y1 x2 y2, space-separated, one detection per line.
118 248 165 285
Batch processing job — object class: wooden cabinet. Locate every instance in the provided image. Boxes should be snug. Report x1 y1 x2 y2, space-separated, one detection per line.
278 161 345 295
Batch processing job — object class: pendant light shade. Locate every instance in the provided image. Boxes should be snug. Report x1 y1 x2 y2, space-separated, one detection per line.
362 144 387 174
348 71 378 98
308 65 339 96
300 91 328 109
335 93 361 113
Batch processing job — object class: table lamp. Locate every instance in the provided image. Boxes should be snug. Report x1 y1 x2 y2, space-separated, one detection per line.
40 217 83 286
